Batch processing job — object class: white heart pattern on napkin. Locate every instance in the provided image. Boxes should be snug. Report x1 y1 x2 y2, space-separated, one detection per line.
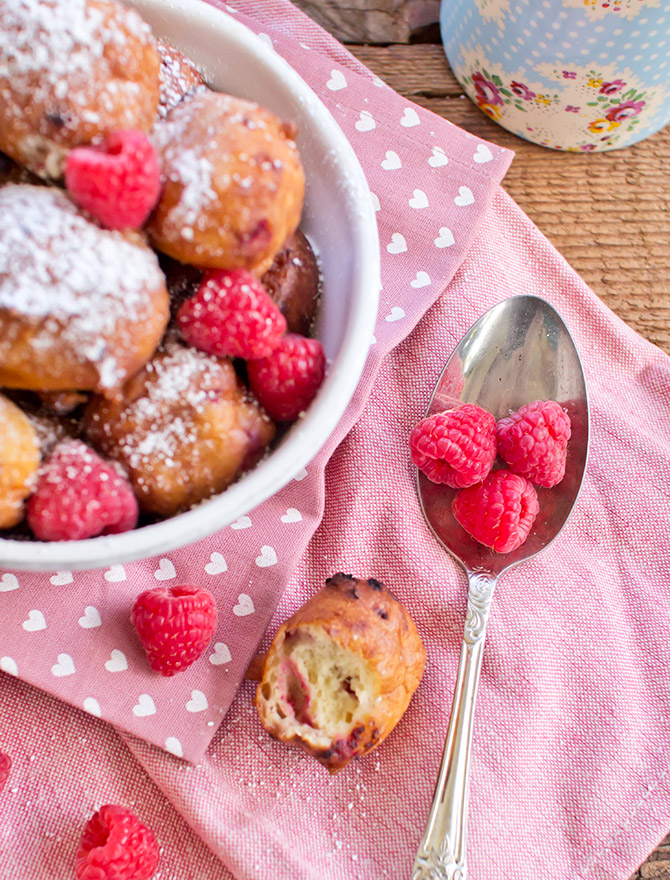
22 610 46 632
454 186 475 207
83 697 101 717
281 508 302 523
154 558 176 581
409 189 429 209
209 642 232 666
474 143 493 164
0 656 17 676
428 146 449 167
434 227 455 248
0 573 19 592
105 650 128 673
387 233 407 255
381 150 401 171
133 694 156 717
230 515 252 530
51 653 75 677
233 593 255 616
385 307 406 323
400 107 420 127
370 192 381 212
50 571 73 586
255 546 277 568
78 606 101 629
256 32 273 50
104 564 126 583
411 271 431 289
326 69 346 91
186 690 208 713
205 552 228 575
355 110 375 132
165 737 183 758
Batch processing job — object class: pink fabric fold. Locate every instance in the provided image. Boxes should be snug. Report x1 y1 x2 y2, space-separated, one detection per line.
2 3 670 880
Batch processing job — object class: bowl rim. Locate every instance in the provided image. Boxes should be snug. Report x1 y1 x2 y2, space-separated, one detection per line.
0 0 380 571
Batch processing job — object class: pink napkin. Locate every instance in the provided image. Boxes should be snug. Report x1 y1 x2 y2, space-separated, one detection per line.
3 2 670 880
0 2 511 763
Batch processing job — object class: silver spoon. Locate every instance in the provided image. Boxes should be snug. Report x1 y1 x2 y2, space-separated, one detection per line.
412 295 589 880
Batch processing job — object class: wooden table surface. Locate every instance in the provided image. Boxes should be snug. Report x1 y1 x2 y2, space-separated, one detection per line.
295 2 670 878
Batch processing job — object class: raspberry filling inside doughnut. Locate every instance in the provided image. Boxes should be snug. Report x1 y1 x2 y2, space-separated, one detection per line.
261 628 378 750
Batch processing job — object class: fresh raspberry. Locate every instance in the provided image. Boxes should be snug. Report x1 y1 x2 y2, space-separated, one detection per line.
452 469 539 553
177 269 287 359
497 400 571 488
410 404 497 487
247 333 325 422
75 804 159 880
65 130 161 230
0 752 11 794
26 440 138 542
131 585 217 676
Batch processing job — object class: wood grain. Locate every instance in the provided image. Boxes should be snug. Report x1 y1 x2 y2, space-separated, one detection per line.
349 45 670 356
292 0 439 42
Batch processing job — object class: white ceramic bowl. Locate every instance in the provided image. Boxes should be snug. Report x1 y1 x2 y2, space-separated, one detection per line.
0 0 379 571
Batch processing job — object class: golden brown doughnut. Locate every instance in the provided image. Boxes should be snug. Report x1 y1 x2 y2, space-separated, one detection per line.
261 230 320 336
148 91 305 274
0 393 40 528
156 40 207 120
256 573 426 773
83 338 275 516
0 0 160 178
0 185 169 395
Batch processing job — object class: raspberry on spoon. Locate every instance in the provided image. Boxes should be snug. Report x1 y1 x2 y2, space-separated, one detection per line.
497 399 571 488
452 469 539 553
410 404 497 488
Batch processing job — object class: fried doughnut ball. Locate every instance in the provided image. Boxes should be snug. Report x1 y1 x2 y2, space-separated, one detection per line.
0 185 169 395
261 230 320 336
0 0 160 178
156 40 207 120
84 340 275 517
0 394 40 528
149 91 305 274
256 573 426 773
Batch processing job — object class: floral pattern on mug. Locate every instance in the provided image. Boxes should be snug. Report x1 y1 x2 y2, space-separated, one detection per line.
453 46 667 151
562 0 661 22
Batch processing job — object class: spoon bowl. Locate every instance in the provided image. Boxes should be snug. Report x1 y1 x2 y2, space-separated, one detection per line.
413 295 589 879
419 294 589 577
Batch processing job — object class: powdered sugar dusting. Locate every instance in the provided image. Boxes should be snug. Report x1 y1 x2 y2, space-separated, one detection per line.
156 40 206 119
0 0 157 172
169 150 216 233
0 185 164 387
0 0 153 96
0 0 107 82
125 342 222 468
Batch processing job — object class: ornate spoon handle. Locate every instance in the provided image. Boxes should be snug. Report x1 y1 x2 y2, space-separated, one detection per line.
412 572 497 880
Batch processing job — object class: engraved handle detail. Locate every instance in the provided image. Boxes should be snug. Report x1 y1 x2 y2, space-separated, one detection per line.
412 572 497 880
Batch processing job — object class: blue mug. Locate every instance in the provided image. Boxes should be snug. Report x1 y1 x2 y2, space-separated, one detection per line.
441 0 670 151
